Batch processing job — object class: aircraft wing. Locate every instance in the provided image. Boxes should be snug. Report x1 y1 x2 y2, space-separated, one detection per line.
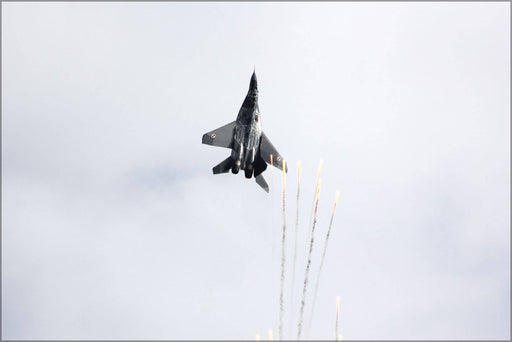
259 132 288 172
202 121 236 148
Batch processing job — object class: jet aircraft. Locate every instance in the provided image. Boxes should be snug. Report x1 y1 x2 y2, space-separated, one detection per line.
202 71 287 192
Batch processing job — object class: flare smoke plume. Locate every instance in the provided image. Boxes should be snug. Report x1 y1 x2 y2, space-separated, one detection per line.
308 190 340 332
297 178 322 339
307 160 323 246
279 160 287 340
290 161 302 327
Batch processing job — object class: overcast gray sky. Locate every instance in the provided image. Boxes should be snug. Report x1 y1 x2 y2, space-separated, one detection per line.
2 2 510 340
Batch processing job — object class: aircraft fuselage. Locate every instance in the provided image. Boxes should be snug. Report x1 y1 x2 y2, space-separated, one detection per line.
231 73 262 178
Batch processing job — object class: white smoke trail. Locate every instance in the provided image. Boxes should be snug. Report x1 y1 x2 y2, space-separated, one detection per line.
297 178 322 340
307 190 340 334
290 161 301 333
279 160 287 340
269 153 277 330
305 160 323 258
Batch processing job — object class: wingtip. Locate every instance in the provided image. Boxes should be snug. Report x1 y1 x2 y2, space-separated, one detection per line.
202 133 211 145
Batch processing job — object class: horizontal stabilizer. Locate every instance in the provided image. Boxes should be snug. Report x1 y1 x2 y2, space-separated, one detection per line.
213 157 233 174
253 154 268 178
255 174 270 193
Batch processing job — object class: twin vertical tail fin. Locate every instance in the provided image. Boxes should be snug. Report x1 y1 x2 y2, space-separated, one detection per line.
212 156 269 193
212 157 233 174
255 174 269 193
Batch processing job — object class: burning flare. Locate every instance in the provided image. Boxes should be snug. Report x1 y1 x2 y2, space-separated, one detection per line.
317 160 324 181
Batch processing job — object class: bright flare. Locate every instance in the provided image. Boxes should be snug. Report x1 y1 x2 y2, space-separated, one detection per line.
331 190 340 224
255 334 260 341
317 159 324 180
269 329 273 341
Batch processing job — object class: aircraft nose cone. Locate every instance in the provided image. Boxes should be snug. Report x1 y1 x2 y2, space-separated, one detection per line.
250 71 258 89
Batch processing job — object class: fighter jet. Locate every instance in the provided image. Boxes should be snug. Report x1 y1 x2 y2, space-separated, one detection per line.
202 71 287 192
